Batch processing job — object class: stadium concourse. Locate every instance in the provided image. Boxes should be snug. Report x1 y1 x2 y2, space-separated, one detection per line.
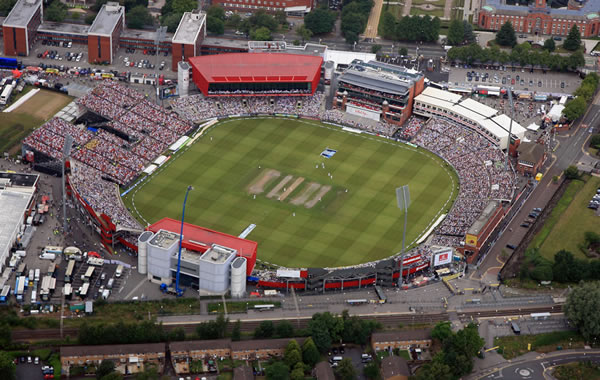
20 79 517 291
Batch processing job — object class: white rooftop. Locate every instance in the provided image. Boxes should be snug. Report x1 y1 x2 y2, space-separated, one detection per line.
459 98 498 118
3 0 42 28
414 93 455 109
421 86 461 103
88 2 124 36
172 11 206 45
491 114 526 138
0 190 34 267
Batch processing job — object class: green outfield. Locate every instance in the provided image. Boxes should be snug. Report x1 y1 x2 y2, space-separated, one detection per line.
125 118 457 268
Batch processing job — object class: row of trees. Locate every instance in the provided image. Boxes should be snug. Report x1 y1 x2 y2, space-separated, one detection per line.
496 20 582 51
447 42 585 72
380 13 440 43
521 243 600 283
565 281 600 343
563 72 600 121
447 19 476 46
303 7 336 36
264 338 323 380
414 322 484 380
160 0 197 32
340 0 373 44
308 311 380 353
78 320 185 345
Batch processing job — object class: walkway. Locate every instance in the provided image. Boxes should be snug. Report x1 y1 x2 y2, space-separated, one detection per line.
402 0 412 16
365 0 384 40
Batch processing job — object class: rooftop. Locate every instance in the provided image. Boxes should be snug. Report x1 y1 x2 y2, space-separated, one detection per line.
381 356 411 379
38 22 89 36
0 190 35 264
0 172 39 188
172 11 206 45
371 329 431 343
88 2 124 36
467 200 501 236
121 28 174 42
233 365 254 380
203 36 249 50
231 256 246 269
170 339 231 353
517 142 545 164
188 53 323 83
339 70 411 96
3 0 42 28
482 0 600 18
231 337 305 352
200 244 237 264
149 229 180 249
60 342 165 357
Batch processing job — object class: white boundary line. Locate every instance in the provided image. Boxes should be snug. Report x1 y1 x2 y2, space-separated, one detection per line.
126 116 458 269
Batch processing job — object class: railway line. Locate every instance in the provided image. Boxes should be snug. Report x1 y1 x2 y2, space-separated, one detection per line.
11 304 563 342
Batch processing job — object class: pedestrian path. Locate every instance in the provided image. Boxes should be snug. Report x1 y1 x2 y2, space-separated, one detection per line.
365 0 384 39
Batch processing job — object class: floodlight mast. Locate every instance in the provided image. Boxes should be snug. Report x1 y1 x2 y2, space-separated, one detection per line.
176 185 193 296
396 185 410 286
62 134 73 234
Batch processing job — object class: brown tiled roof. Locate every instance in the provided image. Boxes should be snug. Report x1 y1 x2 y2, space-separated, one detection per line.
314 361 335 380
517 142 545 164
371 329 431 343
170 339 231 352
60 343 166 358
231 338 305 352
381 356 410 379
233 365 254 380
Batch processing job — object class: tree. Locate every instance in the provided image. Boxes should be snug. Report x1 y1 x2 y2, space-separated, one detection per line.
380 11 396 39
543 38 556 52
91 0 109 12
171 0 196 14
371 44 382 54
496 21 517 47
591 134 600 149
442 323 484 378
45 1 67 22
162 12 183 33
290 363 305 380
564 24 581 51
284 340 302 368
296 25 313 43
96 360 116 379
364 361 381 380
336 358 357 380
309 318 332 353
251 26 272 41
226 13 242 29
168 327 185 342
0 0 17 17
207 16 225 34
563 166 580 180
447 19 465 45
265 361 290 380
0 322 11 348
100 373 123 380
565 281 600 341
530 263 553 281
206 5 225 20
126 6 153 29
302 337 320 367
399 47 408 56
412 353 453 380
276 321 294 338
563 96 587 121
231 320 241 341
123 0 148 11
254 320 275 338
304 8 336 35
135 364 160 380
463 21 475 44
274 10 287 25
0 351 15 380
431 321 453 343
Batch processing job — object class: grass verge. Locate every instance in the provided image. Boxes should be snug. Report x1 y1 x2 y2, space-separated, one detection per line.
553 361 600 380
208 301 282 313
494 331 585 360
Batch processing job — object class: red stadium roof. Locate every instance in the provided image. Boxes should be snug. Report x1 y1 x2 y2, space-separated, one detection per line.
188 53 323 83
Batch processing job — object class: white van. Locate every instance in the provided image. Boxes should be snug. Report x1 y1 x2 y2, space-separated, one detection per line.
115 265 123 278
332 356 343 362
39 253 56 261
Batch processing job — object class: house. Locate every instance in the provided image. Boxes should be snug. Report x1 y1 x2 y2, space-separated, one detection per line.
381 356 411 380
516 142 546 176
233 364 255 380
231 338 305 360
371 329 432 352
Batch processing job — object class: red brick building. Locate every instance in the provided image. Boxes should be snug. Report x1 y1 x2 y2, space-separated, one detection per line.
516 142 546 176
171 11 206 71
478 0 600 37
87 2 124 64
460 200 506 263
2 0 43 56
212 0 316 15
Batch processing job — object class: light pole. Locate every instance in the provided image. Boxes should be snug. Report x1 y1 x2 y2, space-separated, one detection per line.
396 185 410 286
176 185 194 296
505 87 514 170
154 26 167 105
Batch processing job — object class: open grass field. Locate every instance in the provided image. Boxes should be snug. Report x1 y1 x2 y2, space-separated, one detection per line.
125 118 457 268
537 176 600 261
0 88 71 154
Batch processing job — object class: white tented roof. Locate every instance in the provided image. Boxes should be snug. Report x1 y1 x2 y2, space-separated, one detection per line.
547 104 565 122
459 98 498 118
414 94 455 109
421 86 461 103
527 123 540 131
491 114 526 138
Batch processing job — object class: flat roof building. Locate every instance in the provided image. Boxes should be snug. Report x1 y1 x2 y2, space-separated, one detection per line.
172 11 206 71
2 0 43 56
87 2 125 64
462 200 505 263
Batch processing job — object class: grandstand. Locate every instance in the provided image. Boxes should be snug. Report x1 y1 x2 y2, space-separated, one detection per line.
335 60 425 126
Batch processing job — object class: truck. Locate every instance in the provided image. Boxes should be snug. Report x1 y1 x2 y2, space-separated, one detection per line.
87 257 104 267
16 276 25 302
39 252 56 261
160 283 184 297
101 289 110 300
34 268 40 282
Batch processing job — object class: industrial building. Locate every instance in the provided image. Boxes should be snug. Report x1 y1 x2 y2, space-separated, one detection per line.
188 52 323 97
335 60 425 126
137 218 256 296
478 0 600 38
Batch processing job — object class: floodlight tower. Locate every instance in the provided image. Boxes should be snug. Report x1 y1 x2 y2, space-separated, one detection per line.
396 185 410 286
505 88 514 170
175 185 194 296
62 134 73 233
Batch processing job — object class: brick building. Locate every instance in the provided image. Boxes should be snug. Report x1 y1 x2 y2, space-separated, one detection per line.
461 200 506 263
231 338 305 360
212 0 316 15
171 11 206 71
87 2 125 64
371 330 432 352
2 0 43 56
516 142 546 176
478 0 600 38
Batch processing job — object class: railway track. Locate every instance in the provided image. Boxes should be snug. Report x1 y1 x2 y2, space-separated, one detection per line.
11 304 563 342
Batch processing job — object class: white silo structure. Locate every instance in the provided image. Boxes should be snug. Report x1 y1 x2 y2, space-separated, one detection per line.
230 257 247 298
137 231 153 275
178 61 190 97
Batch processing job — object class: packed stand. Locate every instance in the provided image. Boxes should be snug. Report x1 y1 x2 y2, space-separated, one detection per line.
392 116 426 141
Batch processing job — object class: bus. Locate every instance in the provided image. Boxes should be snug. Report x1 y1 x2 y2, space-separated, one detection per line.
254 304 275 311
13 277 19 297
79 283 90 298
34 268 40 282
63 283 72 299
0 57 19 69
47 263 56 277
83 267 94 282
0 285 10 303
346 299 369 306
16 276 25 302
64 260 76 283
374 286 387 304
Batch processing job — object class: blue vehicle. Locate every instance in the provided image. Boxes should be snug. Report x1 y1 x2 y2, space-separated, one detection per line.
0 57 19 69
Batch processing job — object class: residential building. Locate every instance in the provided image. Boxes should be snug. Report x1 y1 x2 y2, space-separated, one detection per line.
516 142 546 176
381 356 411 380
371 330 432 352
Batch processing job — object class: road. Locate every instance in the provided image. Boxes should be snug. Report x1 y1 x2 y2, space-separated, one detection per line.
472 99 600 284
470 350 600 380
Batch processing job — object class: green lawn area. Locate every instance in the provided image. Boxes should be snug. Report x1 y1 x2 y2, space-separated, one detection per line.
554 361 600 380
125 118 457 268
495 330 585 359
208 300 282 313
533 176 600 261
528 179 585 259
0 112 44 154
411 0 445 6
409 7 444 17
